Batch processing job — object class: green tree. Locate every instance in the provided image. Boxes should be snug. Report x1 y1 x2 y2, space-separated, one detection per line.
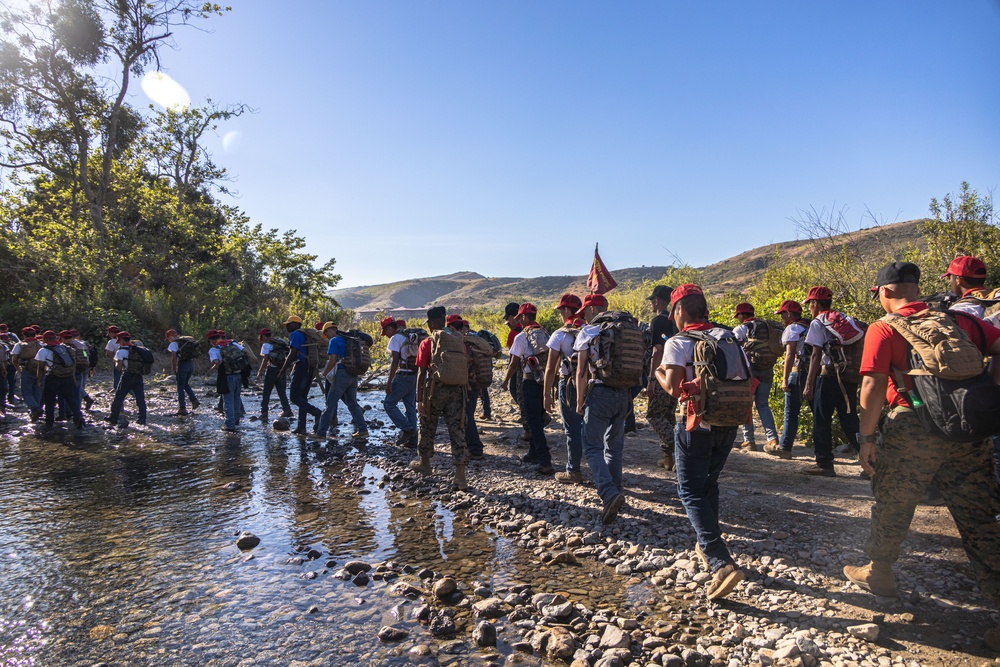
924 181 999 284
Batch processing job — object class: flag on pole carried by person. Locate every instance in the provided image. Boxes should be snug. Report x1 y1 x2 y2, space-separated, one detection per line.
587 243 618 295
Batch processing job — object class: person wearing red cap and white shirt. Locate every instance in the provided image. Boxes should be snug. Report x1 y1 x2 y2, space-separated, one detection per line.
769 300 810 459
731 302 779 452
655 284 745 600
943 256 1000 326
801 286 863 476
381 316 419 446
256 328 293 423
504 303 554 475
106 331 148 427
105 325 124 389
542 293 585 483
644 285 679 470
12 327 43 420
165 329 200 416
35 330 85 429
207 330 245 432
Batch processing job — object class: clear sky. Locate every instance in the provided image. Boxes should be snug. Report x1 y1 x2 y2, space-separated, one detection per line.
151 1 1000 288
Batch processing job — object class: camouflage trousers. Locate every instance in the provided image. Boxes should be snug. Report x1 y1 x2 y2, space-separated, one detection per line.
646 383 677 453
418 384 468 466
866 408 1000 602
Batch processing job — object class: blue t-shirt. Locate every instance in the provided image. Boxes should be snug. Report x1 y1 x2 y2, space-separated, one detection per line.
327 336 346 366
288 329 308 362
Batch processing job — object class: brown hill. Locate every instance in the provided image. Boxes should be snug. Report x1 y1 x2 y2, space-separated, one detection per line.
331 220 927 312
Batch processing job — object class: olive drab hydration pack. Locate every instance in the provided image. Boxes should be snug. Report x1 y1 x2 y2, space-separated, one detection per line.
430 328 470 386
175 335 201 362
400 328 429 371
952 287 1000 324
882 309 1000 442
266 337 290 365
340 330 373 377
70 341 89 373
219 343 248 375
817 311 867 384
520 326 550 383
46 344 78 379
18 339 41 374
127 345 155 375
464 334 495 390
679 329 753 428
744 319 785 371
587 311 645 389
299 327 324 369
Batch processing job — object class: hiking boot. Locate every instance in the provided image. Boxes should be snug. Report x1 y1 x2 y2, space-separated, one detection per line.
453 464 469 491
408 455 432 476
555 470 583 484
601 493 627 525
536 464 555 475
84 396 94 411
394 430 411 446
764 442 792 459
292 427 308 436
707 563 744 601
280 410 293 418
694 543 709 569
468 452 484 461
521 453 539 464
740 441 758 452
352 431 369 440
985 623 1000 652
658 452 676 471
174 409 189 416
191 398 201 410
843 560 897 597
800 464 836 477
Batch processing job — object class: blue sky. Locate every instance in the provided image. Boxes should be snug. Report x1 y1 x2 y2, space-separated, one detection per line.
153 1 1000 288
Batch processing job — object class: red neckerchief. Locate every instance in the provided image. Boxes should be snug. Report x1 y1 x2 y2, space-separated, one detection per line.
523 323 541 330
681 322 713 332
564 318 584 326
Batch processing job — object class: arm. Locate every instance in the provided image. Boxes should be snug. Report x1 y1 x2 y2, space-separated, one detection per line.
322 354 339 378
171 351 178 376
257 355 269 379
36 362 45 388
542 349 561 413
416 366 428 417
575 353 590 414
802 346 822 401
646 343 664 397
781 342 796 392
858 373 889 476
655 365 686 398
279 347 297 376
503 354 520 385
386 351 401 394
105 346 114 360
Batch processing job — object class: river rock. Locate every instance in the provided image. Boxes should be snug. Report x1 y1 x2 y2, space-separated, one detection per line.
390 582 423 598
599 624 631 650
351 571 370 586
272 417 290 431
541 600 574 620
377 625 408 642
434 577 458 598
847 623 880 641
221 481 241 491
429 611 457 637
546 626 576 659
472 598 507 619
473 620 497 647
235 532 260 550
344 560 372 575
661 656 685 667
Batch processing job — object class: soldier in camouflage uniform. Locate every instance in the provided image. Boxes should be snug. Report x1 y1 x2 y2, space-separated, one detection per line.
645 285 678 470
846 262 1000 653
408 306 469 490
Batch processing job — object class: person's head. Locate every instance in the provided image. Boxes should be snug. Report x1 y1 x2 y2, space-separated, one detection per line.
426 306 447 332
775 299 803 326
872 262 921 314
669 284 709 328
647 285 673 314
553 294 583 323
165 328 178 343
258 327 272 342
115 331 132 347
941 255 987 296
21 327 34 340
107 325 120 339
803 286 833 318
0 323 7 333
734 302 755 323
41 330 59 345
460 319 471 333
516 303 537 325
577 293 609 323
394 319 406 330
322 322 338 338
446 314 464 331
30 325 41 335
379 316 398 338
59 329 74 342
207 331 223 346
503 302 520 327
283 315 303 333
314 321 325 331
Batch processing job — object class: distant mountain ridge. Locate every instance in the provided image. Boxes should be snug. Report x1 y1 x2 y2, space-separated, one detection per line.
331 220 926 312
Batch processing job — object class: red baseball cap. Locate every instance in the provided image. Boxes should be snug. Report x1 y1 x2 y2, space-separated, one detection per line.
460 319 471 328
21 327 33 337
107 325 120 335
0 323 7 331
395 319 406 329
446 314 463 325
803 286 833 303
941 256 987 280
206 329 220 339
30 325 41 333
554 293 583 311
58 330 74 339
734 302 754 315
516 303 538 316
164 329 178 340
69 329 80 336
115 331 131 341
669 284 704 316
775 299 802 315
314 321 325 330
258 328 272 339
41 330 58 341
379 316 397 334
575 293 608 316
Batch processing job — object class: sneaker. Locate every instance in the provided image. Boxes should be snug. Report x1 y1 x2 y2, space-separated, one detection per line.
352 431 369 440
843 560 898 597
292 427 307 436
536 464 554 475
521 453 539 464
191 398 201 410
601 494 627 525
740 441 758 452
468 452 485 461
694 543 709 569
280 410 293 418
800 464 836 477
394 430 411 446
706 563 744 600
555 470 583 484
763 443 792 459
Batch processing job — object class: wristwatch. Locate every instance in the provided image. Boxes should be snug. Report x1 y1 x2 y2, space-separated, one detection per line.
857 433 877 444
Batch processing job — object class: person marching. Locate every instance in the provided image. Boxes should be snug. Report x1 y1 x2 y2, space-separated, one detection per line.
0 334 8 420
105 325 123 389
844 262 1000 652
382 316 420 446
732 302 780 451
13 327 43 421
0 324 18 405
278 316 324 435
503 302 529 440
207 330 246 433
106 331 148 427
316 322 369 440
408 306 469 491
450 316 485 460
767 300 809 459
166 329 201 416
35 330 85 429
943 256 999 325
256 328 293 424
543 293 585 483
645 285 679 470
505 303 554 474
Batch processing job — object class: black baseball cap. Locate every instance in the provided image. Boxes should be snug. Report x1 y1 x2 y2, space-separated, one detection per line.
871 262 920 298
426 306 447 322
647 285 672 302
504 302 520 318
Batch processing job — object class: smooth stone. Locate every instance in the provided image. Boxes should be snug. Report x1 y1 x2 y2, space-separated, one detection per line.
473 620 497 647
377 626 408 642
235 532 260 550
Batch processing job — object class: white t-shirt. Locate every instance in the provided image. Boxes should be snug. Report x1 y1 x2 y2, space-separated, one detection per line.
260 342 273 357
546 326 578 377
780 321 809 367
509 329 538 360
105 339 119 355
34 346 55 368
167 341 179 354
804 317 835 365
209 342 243 367
660 327 741 382
387 333 405 355
950 299 1000 327
115 347 131 371
11 342 23 358
732 322 750 344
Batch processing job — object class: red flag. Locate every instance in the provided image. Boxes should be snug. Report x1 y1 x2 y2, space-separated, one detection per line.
587 243 618 295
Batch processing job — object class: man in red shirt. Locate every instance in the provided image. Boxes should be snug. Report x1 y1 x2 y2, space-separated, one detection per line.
845 262 1000 652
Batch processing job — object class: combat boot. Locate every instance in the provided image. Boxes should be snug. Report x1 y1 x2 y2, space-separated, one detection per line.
452 464 468 491
408 455 432 476
843 560 897 597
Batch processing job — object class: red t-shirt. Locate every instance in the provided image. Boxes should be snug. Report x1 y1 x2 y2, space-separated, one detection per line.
506 324 523 349
415 337 432 369
860 301 1000 408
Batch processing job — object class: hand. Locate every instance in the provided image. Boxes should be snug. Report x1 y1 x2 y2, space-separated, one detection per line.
781 381 788 393
859 441 877 477
576 403 585 416
543 395 554 412
644 380 656 398
385 380 392 395
802 386 813 402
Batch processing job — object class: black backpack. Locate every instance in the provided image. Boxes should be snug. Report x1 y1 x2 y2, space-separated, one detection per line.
476 329 502 355
341 330 373 377
175 335 201 362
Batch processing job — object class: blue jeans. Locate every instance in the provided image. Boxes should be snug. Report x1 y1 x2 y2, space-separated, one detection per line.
559 377 583 472
383 371 417 433
261 366 292 416
812 374 859 468
176 360 197 410
21 371 42 413
581 384 630 503
674 422 737 572
317 366 367 436
466 390 483 455
741 368 777 443
5 364 16 400
108 372 146 425
521 378 551 466
289 359 321 427
779 371 802 450
480 387 492 418
221 372 241 429
113 367 122 391
43 375 83 427
992 435 1000 487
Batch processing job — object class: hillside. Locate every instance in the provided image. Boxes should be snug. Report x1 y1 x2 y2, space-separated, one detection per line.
331 220 927 311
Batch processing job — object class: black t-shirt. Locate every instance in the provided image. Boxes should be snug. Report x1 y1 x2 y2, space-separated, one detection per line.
649 312 677 348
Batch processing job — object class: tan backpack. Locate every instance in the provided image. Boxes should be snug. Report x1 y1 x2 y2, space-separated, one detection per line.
881 309 985 380
299 328 324 369
953 287 1000 321
18 339 41 374
744 319 785 371
465 334 494 390
430 328 469 386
